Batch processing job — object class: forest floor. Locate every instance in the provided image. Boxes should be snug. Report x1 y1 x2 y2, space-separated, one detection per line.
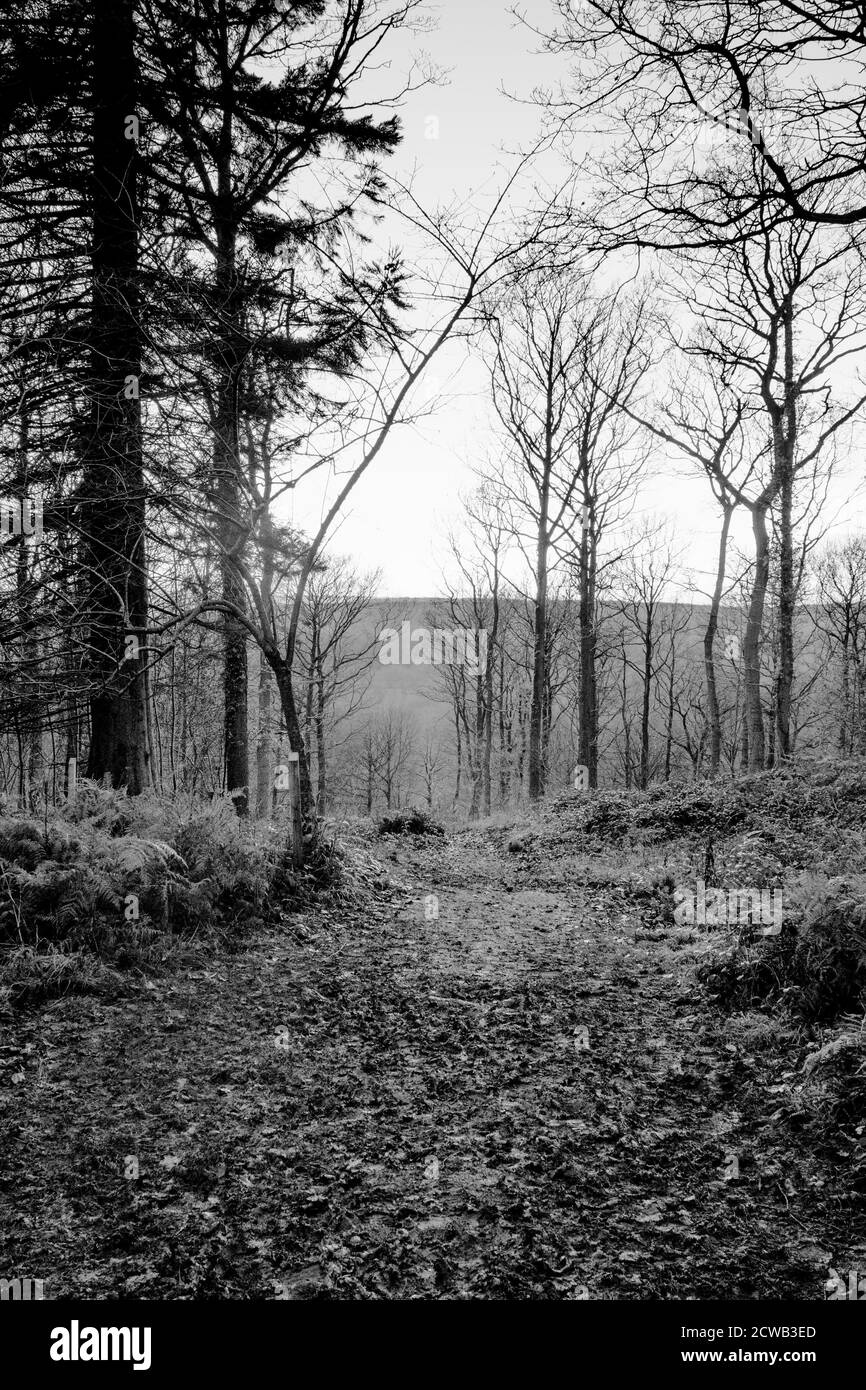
1 811 861 1300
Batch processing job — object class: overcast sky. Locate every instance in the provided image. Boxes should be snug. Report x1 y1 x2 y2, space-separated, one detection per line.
288 0 866 602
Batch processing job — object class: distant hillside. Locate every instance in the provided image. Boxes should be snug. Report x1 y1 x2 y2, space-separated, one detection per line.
265 596 829 812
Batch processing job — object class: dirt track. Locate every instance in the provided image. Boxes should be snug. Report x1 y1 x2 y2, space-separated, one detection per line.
1 826 859 1299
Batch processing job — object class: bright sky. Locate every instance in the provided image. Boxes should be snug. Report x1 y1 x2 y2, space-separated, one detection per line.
289 0 866 602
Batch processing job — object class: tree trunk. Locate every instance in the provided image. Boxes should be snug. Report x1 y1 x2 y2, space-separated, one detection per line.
766 630 778 768
482 588 498 817
664 642 675 781
774 470 795 761
704 504 734 776
254 651 274 820
773 301 797 763
15 396 40 810
744 505 771 771
213 215 249 814
856 658 866 755
254 508 275 818
84 0 151 793
529 498 550 801
270 656 313 818
739 701 749 772
498 660 510 806
620 643 631 790
578 510 598 787
640 624 652 790
453 707 462 807
838 639 850 755
315 652 326 814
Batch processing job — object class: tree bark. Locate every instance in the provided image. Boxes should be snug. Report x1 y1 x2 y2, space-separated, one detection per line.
84 0 151 793
774 470 795 761
529 489 550 800
270 657 313 815
744 505 771 771
772 301 798 763
704 503 734 776
213 205 249 814
315 648 326 815
639 623 652 790
578 506 598 786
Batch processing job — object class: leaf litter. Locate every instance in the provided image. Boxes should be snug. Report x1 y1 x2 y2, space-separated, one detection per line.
0 818 860 1299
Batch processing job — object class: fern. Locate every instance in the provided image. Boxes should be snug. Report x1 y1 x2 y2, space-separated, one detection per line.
94 837 188 875
55 878 122 933
803 1012 866 1074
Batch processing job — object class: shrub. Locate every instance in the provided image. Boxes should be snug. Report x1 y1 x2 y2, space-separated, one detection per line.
0 945 129 1008
697 873 866 1023
801 1012 866 1136
377 807 445 837
0 785 280 1005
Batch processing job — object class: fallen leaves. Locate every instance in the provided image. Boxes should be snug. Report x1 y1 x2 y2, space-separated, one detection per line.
0 822 858 1301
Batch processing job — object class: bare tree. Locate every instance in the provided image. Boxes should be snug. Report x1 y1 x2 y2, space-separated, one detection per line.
482 272 650 797
615 525 683 789
372 709 417 810
296 558 381 815
555 294 651 786
427 491 511 817
420 734 445 808
629 213 866 768
813 536 866 755
627 357 758 773
542 1 866 239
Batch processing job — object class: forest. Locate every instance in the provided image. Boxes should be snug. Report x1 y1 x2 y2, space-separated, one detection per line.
0 0 865 1329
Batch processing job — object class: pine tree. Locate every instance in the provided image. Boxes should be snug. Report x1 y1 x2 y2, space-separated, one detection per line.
0 0 152 793
83 0 151 791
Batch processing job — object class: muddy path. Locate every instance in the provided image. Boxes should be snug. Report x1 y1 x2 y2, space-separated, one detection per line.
0 826 858 1299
